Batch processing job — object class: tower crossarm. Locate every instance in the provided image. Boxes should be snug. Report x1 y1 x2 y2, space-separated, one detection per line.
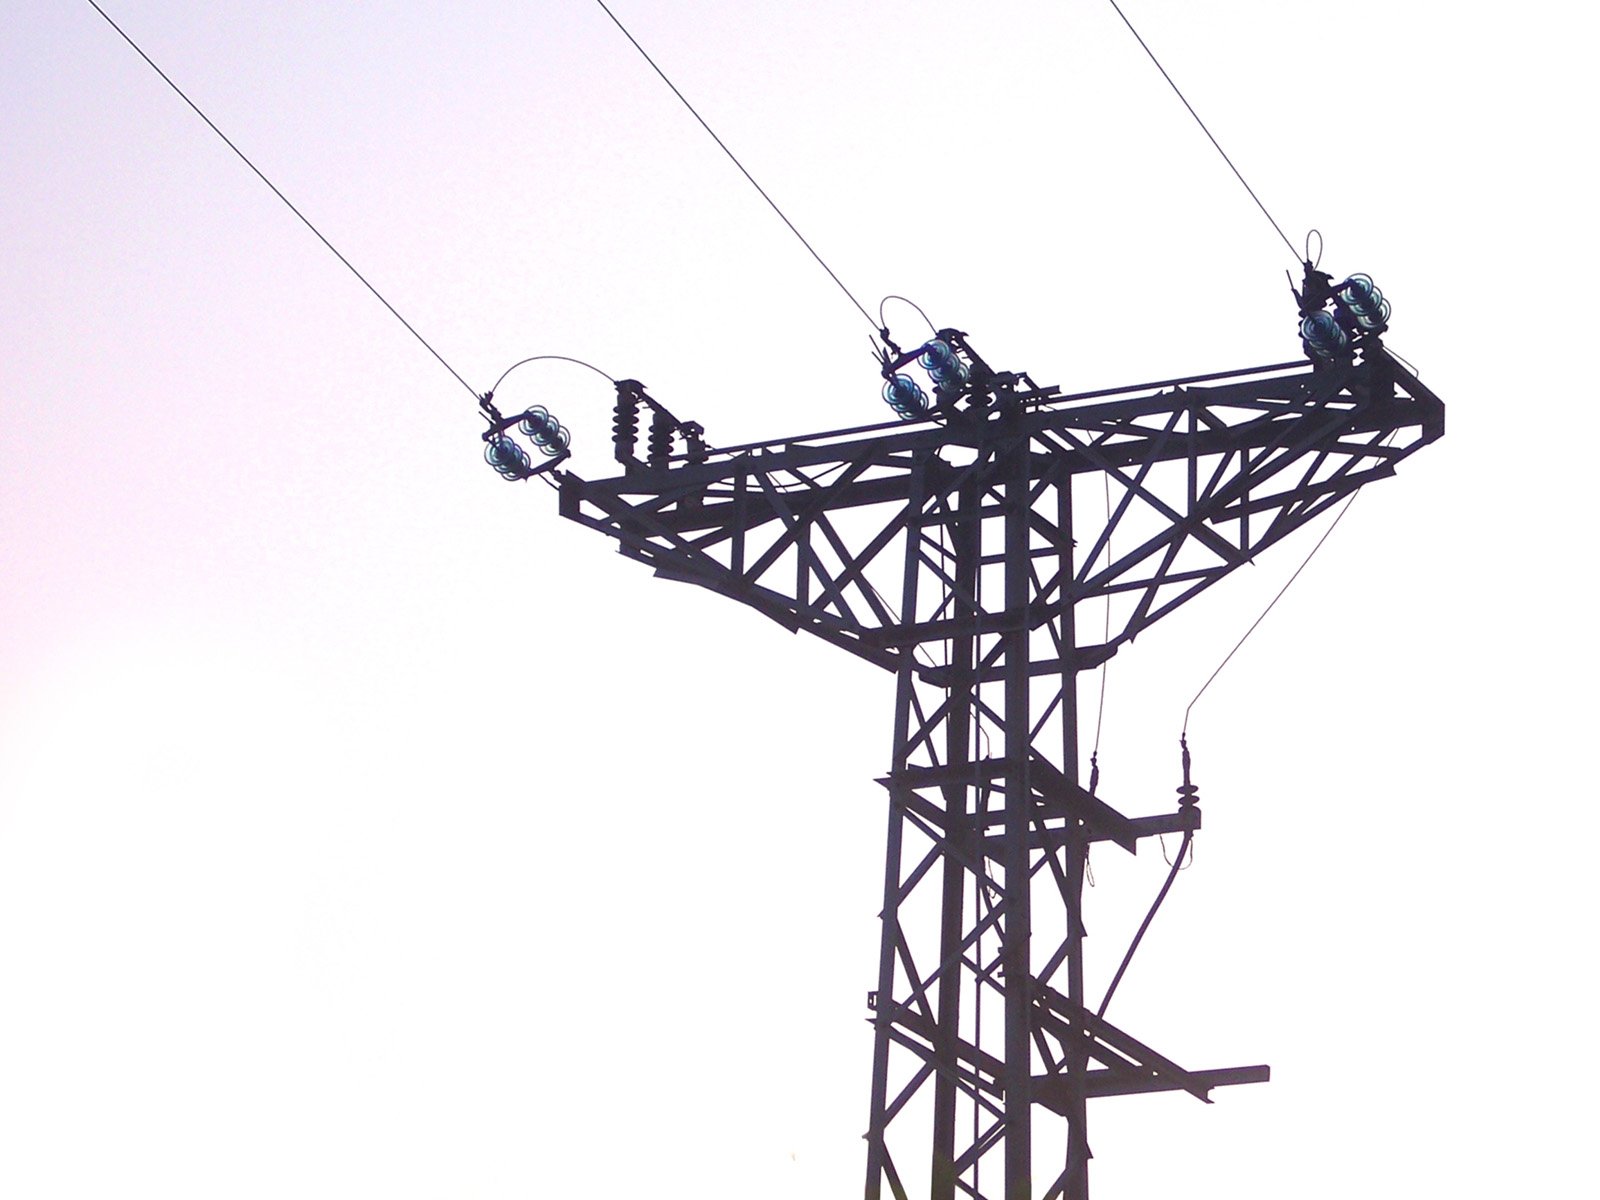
557 350 1443 667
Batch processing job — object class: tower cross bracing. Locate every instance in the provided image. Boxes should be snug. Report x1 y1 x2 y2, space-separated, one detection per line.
555 344 1443 1200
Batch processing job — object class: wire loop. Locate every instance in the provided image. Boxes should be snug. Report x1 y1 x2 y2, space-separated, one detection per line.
877 295 940 340
487 354 617 400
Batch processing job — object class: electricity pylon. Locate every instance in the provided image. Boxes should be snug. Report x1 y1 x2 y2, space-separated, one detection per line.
546 324 1443 1199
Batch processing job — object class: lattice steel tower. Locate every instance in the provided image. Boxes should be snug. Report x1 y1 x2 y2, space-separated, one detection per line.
526 290 1442 1198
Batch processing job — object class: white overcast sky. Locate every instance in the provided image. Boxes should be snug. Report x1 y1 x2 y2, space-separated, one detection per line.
3 2 1595 1197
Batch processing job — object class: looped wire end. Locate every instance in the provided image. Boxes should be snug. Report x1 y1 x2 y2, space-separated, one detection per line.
1305 228 1324 269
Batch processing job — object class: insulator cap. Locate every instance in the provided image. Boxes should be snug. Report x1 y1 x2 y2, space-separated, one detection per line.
1300 310 1349 360
918 338 969 392
647 408 675 466
518 406 570 455
882 374 929 420
1335 274 1391 333
485 433 532 480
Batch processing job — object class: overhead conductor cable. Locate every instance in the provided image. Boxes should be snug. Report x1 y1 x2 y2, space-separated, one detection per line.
591 0 879 332
84 0 482 404
1106 0 1301 263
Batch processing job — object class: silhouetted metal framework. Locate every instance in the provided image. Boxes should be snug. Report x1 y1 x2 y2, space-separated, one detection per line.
556 342 1443 1200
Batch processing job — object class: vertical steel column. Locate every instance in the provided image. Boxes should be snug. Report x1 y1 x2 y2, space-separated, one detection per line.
1001 433 1034 1200
931 469 981 1197
865 454 930 1200
1057 473 1089 1200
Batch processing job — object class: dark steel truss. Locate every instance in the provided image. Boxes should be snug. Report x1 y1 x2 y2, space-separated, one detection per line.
556 348 1443 1200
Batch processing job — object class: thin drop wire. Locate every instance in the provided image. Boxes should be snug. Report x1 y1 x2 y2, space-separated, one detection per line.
1183 489 1361 735
1159 833 1194 869
1091 468 1113 759
592 0 879 332
862 578 943 675
1105 0 1301 264
1386 345 1423 378
85 0 481 403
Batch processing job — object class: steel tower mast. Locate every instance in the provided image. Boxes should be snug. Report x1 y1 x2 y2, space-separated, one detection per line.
544 327 1442 1199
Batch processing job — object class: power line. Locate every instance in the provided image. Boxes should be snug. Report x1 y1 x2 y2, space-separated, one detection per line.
591 0 880 332
1105 0 1301 263
84 0 481 403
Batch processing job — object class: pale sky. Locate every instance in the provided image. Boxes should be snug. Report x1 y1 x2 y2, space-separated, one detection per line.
3 2 1595 1197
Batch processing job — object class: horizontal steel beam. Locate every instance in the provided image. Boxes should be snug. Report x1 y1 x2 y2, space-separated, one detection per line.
1035 1064 1271 1108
